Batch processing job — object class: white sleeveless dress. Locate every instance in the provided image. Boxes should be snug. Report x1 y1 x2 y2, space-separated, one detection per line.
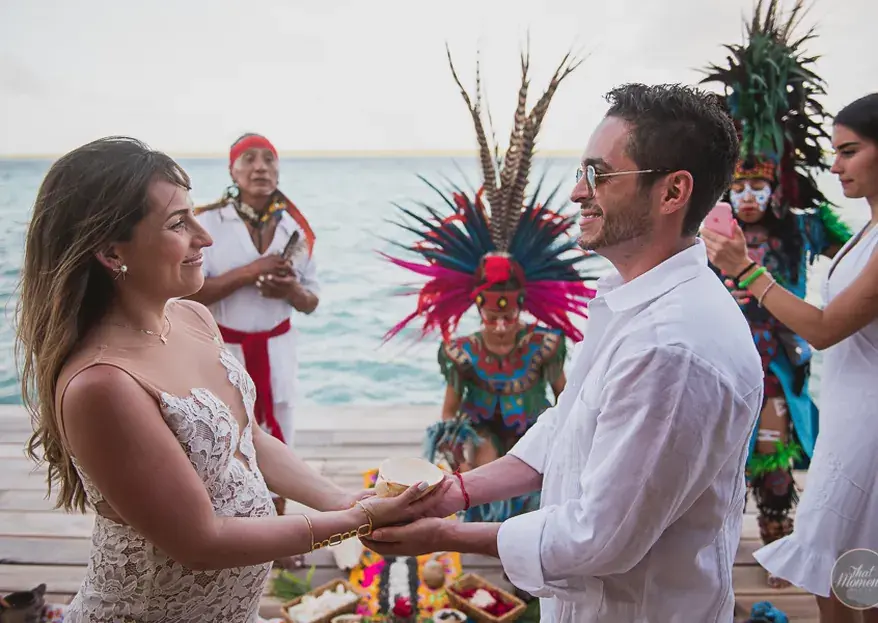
58 300 276 622
754 224 878 597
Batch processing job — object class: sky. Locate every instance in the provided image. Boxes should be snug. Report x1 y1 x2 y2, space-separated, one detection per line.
1 0 876 157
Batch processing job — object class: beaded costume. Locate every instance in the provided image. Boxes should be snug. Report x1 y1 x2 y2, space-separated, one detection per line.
382 44 596 524
701 0 852 554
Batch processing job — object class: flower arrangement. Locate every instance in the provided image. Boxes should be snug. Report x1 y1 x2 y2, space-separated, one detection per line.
390 596 415 622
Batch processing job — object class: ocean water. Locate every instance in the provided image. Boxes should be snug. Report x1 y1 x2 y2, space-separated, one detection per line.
0 156 867 408
0 156 602 407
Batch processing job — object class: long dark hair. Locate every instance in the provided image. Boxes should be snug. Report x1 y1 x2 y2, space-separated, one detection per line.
835 93 878 144
16 136 190 512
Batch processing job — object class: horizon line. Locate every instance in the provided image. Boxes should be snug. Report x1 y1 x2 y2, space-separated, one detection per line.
0 148 583 161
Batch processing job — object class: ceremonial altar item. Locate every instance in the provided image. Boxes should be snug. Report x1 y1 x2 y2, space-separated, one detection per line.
374 457 444 499
446 574 526 623
281 579 362 623
432 608 467 622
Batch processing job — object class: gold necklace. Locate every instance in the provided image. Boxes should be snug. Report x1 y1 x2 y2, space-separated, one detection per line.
109 315 171 344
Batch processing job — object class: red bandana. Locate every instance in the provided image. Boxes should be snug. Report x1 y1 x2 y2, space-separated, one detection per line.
229 135 278 168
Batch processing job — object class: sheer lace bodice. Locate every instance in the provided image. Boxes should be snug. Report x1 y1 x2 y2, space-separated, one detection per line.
57 300 275 623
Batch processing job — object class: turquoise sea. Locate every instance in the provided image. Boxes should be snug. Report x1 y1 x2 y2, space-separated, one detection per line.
0 156 868 407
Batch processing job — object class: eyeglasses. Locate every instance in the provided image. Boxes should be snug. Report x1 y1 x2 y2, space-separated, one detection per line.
575 164 671 198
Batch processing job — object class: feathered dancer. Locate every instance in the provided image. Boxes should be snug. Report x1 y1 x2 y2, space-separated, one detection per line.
700 0 853 590
377 42 597 530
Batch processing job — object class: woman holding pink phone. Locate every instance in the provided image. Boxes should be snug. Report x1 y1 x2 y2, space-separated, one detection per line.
698 7 852 592
704 92 878 621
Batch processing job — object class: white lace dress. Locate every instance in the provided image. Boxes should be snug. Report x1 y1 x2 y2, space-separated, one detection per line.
63 335 276 622
754 224 878 596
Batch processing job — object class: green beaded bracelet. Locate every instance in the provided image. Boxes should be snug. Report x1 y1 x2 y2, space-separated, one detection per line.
738 266 766 289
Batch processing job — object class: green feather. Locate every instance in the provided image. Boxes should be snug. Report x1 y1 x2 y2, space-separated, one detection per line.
747 440 803 478
819 202 854 245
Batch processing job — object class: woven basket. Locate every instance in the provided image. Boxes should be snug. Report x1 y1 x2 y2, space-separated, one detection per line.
445 573 526 623
281 578 361 623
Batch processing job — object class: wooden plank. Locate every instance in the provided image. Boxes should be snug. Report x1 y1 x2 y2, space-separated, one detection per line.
0 459 42 478
0 427 423 447
0 470 373 493
0 537 348 568
0 565 85 594
733 564 807 596
0 470 52 491
0 531 531 571
0 503 772 543
0 444 27 459
293 443 421 460
0 405 440 429
735 594 818 622
735 539 760 565
0 483 775 520
0 512 94 539
0 490 57 512
0 537 90 566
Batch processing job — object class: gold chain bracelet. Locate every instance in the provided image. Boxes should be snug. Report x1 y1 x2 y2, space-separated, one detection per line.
303 502 374 552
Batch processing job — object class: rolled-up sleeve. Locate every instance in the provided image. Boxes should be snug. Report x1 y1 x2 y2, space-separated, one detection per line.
498 345 752 596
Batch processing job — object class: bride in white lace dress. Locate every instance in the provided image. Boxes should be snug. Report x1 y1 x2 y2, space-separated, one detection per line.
16 137 448 623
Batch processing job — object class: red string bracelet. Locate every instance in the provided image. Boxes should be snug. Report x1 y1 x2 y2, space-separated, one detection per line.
453 471 470 511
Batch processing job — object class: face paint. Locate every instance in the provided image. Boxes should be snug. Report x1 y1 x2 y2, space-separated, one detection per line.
730 181 772 213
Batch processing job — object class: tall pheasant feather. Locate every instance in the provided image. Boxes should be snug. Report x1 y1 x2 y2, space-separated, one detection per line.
446 43 583 251
446 44 499 240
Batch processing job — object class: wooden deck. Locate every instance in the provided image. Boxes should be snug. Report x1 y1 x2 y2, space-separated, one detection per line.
0 404 818 621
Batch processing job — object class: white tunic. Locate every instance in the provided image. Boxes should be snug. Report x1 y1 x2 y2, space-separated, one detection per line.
196 203 319 443
496 240 763 622
754 224 878 597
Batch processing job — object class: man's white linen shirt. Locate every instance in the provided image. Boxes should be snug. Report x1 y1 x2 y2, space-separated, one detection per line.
497 240 763 622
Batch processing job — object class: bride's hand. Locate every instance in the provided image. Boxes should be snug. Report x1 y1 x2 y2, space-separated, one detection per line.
356 479 454 529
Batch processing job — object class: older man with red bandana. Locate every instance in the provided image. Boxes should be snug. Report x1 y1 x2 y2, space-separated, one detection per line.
191 134 319 521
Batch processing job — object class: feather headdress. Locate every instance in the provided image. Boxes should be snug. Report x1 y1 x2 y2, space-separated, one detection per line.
700 0 831 214
382 43 596 343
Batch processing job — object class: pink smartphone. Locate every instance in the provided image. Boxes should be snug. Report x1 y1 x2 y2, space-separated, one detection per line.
703 202 736 238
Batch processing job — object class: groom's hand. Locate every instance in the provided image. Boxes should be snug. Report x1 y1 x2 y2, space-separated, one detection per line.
414 474 466 519
361 517 448 557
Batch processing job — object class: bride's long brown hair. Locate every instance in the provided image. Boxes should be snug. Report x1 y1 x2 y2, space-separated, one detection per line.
15 136 190 512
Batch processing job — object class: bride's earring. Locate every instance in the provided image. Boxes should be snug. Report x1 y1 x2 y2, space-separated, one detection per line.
113 264 128 280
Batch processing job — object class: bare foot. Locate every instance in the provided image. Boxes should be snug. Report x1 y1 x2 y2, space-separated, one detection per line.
767 573 791 589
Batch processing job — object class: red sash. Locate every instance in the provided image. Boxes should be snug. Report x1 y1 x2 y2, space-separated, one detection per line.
218 319 291 442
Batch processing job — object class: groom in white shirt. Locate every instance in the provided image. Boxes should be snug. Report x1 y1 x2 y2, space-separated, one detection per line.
364 83 763 622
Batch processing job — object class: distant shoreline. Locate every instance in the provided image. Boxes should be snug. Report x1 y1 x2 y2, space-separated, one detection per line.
0 149 583 162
